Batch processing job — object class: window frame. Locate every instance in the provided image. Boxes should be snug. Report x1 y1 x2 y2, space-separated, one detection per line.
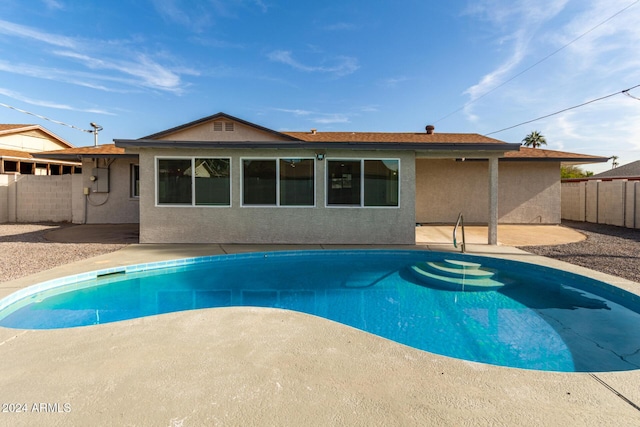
155 156 232 207
130 163 140 199
240 157 316 207
325 158 400 208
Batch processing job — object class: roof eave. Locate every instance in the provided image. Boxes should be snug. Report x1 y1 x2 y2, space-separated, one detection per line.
31 152 138 160
501 157 610 163
116 139 522 151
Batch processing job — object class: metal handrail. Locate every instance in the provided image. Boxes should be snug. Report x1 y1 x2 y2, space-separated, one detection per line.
453 213 466 253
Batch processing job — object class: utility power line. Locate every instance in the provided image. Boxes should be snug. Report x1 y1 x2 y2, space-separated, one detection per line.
434 0 640 125
484 84 640 136
0 101 92 133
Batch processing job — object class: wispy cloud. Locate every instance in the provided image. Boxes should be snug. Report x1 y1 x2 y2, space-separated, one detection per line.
274 108 351 124
462 0 640 126
42 0 64 9
461 0 571 120
150 0 268 29
323 22 358 31
267 50 359 76
378 76 408 88
0 18 76 48
0 19 195 94
0 87 115 115
150 0 211 30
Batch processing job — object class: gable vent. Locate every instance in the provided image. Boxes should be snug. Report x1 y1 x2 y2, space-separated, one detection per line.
213 121 223 131
225 122 234 131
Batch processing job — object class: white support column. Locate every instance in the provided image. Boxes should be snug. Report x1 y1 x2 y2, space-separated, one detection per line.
488 157 499 245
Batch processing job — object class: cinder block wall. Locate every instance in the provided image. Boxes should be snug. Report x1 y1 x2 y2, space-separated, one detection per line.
14 175 72 222
0 175 9 223
626 182 640 229
561 180 639 229
561 182 586 221
598 180 625 226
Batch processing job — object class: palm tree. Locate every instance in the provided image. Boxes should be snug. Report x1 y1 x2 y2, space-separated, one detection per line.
521 131 547 148
611 155 619 169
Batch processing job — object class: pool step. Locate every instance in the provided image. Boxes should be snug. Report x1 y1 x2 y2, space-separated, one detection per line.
410 259 505 291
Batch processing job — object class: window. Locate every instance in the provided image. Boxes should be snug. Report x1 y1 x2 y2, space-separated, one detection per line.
157 158 230 206
158 159 191 204
242 158 314 206
194 158 231 205
327 159 399 207
130 164 140 198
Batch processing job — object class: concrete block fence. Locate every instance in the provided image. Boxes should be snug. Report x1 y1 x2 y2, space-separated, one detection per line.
0 174 82 223
562 180 640 229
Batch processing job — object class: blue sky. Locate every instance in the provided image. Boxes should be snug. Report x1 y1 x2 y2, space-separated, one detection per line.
1 0 639 173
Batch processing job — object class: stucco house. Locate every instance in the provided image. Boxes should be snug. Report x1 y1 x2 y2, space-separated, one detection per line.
37 112 608 244
0 124 81 175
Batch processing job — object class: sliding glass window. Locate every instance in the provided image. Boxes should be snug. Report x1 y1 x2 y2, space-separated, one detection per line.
364 160 399 207
195 158 230 205
242 158 314 206
280 159 314 206
327 159 399 207
158 159 192 204
157 158 230 206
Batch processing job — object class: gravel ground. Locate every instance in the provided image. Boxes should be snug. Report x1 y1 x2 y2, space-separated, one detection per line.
521 220 640 284
0 223 127 284
2 221 639 285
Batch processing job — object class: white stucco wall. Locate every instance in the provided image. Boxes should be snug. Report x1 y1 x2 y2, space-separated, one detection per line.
416 159 560 224
136 148 415 244
82 158 139 224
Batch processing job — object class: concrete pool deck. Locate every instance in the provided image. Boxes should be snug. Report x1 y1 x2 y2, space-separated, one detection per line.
1 226 640 425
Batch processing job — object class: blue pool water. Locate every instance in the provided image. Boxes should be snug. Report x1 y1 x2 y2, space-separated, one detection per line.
1 250 640 373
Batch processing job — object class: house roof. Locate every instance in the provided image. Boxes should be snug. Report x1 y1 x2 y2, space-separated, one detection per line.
0 148 37 160
0 124 75 148
591 160 640 178
0 148 81 165
141 112 299 141
502 147 609 164
121 112 521 152
31 144 135 160
281 131 508 145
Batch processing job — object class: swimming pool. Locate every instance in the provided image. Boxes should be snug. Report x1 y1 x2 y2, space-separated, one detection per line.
1 250 639 372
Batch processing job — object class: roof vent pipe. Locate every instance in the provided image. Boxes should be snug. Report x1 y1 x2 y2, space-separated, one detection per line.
425 125 435 134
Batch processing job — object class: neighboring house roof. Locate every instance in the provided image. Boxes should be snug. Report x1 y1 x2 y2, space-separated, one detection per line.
0 124 75 149
591 160 640 178
0 148 81 166
0 148 38 160
31 144 134 160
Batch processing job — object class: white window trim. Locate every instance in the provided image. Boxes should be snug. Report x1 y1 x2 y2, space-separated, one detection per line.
325 157 401 208
240 157 316 207
155 156 232 207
